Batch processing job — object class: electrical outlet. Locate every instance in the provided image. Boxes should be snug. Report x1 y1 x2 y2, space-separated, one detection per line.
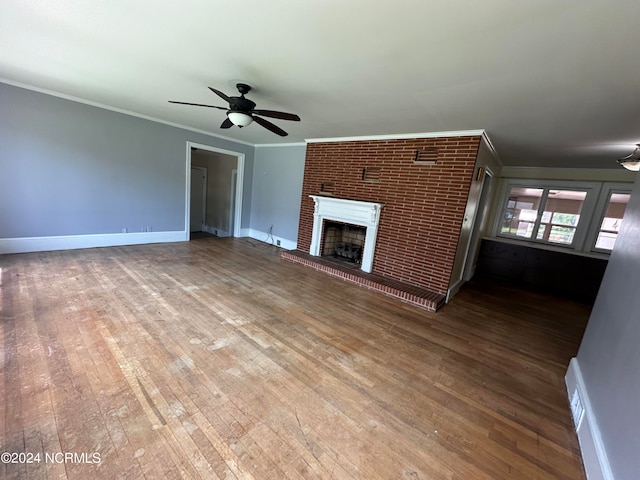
276 239 281 246
570 389 584 429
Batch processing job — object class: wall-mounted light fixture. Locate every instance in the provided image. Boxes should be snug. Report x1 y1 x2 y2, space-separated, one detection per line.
618 144 640 171
227 112 253 127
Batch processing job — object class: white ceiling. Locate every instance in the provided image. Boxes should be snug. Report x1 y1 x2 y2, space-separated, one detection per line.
1 0 639 168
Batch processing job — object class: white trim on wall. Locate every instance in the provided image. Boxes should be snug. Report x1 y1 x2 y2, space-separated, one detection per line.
246 228 297 250
565 358 615 480
0 231 187 255
203 225 230 237
254 142 306 148
499 166 636 182
481 130 503 167
186 142 245 237
306 129 485 144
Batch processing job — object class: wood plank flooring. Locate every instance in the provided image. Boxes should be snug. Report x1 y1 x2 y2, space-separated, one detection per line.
0 237 588 479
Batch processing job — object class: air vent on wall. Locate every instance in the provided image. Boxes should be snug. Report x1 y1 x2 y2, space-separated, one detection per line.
414 147 439 165
362 167 382 182
320 182 335 195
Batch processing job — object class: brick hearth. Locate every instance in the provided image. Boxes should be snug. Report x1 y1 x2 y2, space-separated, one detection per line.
281 249 446 311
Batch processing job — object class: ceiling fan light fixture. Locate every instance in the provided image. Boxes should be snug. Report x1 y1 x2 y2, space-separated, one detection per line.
618 144 640 171
170 84 298 136
227 111 253 127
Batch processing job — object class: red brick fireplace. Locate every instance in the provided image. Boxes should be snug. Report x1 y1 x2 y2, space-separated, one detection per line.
289 133 482 309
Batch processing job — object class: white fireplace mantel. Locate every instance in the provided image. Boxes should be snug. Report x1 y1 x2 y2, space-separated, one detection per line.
309 195 383 273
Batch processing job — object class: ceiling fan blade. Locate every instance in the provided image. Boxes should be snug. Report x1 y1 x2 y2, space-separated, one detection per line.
208 87 231 103
252 109 300 121
168 100 227 110
253 116 288 137
220 117 233 129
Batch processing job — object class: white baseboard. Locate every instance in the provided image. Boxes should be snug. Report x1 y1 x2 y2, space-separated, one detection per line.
446 278 465 303
202 225 230 237
0 231 187 255
246 229 297 250
565 358 614 480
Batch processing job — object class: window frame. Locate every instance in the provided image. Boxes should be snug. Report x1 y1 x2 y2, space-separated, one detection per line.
494 180 601 251
584 182 633 254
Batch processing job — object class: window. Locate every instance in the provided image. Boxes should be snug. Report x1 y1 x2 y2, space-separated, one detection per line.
593 192 630 252
536 190 587 245
499 186 590 247
495 180 633 255
501 187 543 238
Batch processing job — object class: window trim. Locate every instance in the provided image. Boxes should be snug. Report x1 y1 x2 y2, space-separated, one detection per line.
584 182 633 254
493 179 601 252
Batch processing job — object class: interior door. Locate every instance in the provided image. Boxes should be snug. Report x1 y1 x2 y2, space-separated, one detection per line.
190 167 206 232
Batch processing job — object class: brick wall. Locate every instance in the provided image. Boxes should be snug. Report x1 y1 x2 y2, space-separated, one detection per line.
297 135 481 295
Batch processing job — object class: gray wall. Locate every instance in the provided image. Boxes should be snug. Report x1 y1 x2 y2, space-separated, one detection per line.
576 173 640 479
0 82 253 238
250 144 306 242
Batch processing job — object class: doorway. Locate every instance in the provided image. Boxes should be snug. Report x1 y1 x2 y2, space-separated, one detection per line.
190 166 207 233
447 166 495 300
463 168 494 281
185 142 245 238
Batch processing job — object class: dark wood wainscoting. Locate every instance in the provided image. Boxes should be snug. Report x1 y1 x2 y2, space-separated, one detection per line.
476 238 608 303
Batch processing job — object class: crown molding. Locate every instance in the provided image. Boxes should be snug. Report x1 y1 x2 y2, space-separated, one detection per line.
254 142 306 148
481 130 503 167
499 166 636 182
305 129 485 144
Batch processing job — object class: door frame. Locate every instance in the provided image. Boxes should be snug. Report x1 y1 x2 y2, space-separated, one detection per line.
184 141 245 237
447 165 495 301
462 167 494 281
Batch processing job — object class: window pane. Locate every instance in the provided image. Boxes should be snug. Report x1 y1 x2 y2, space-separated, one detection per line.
601 217 622 231
536 224 546 239
596 232 618 250
548 226 576 244
501 187 543 238
536 190 587 245
595 193 630 251
551 212 580 226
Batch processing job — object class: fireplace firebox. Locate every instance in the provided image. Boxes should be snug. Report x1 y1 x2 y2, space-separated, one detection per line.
322 221 366 263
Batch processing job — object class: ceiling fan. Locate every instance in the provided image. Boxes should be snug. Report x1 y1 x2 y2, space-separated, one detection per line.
169 83 300 137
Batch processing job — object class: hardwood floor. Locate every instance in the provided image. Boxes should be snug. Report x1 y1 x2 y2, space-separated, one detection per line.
0 238 588 479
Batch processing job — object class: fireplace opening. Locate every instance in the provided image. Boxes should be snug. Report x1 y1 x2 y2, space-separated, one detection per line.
322 221 366 264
